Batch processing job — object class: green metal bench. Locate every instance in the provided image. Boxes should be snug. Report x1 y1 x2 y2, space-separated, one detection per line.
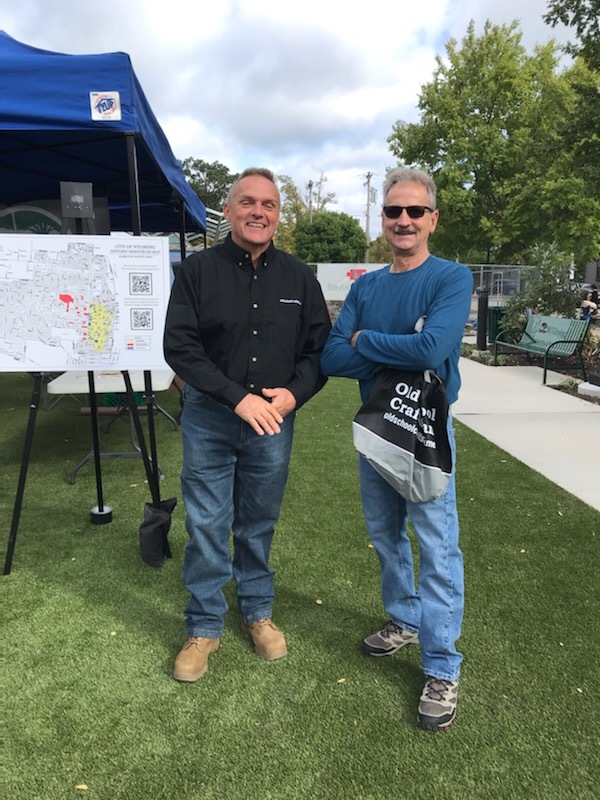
493 315 590 384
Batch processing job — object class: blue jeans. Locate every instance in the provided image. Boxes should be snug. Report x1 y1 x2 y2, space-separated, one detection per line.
180 386 295 639
359 418 463 681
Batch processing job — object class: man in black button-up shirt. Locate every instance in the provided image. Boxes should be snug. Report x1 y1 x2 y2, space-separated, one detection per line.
164 168 330 681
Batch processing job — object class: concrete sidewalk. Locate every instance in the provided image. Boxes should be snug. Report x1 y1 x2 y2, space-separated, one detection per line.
454 358 599 511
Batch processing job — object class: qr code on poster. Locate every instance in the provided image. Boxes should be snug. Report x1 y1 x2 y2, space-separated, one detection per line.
130 308 153 330
129 273 152 295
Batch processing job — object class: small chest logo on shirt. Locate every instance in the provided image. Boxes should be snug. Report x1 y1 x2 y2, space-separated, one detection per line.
279 298 302 306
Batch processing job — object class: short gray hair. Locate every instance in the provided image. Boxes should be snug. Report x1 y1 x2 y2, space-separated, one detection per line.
383 167 437 209
226 168 279 205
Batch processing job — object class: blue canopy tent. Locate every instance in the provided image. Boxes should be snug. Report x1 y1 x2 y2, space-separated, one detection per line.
0 31 206 245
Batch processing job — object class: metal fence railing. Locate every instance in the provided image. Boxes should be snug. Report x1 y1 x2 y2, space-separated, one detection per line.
468 265 527 304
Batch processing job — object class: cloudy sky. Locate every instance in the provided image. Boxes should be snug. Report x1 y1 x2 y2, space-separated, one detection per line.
3 0 570 233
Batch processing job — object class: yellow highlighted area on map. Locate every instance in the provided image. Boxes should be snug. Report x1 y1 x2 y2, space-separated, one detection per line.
88 302 113 352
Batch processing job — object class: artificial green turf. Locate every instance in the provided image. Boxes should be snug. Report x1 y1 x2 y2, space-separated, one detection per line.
2 372 599 799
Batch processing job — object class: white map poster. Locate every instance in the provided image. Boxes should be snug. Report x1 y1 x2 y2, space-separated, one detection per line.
0 234 172 371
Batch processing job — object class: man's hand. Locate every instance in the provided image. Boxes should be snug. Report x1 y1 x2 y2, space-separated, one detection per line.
350 330 362 348
234 393 284 436
261 387 297 417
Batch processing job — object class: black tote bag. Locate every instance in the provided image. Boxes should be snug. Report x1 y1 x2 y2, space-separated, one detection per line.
353 368 452 503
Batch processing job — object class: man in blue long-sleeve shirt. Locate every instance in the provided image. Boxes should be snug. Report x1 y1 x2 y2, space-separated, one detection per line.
321 167 473 731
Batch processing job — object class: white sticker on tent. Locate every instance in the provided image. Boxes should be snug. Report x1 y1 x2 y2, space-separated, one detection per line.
90 91 122 121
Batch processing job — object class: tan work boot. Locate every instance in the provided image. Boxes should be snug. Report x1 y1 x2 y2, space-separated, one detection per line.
243 618 287 661
173 636 220 682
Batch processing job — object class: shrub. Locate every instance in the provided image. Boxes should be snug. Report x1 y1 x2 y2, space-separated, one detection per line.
469 349 495 364
500 243 581 334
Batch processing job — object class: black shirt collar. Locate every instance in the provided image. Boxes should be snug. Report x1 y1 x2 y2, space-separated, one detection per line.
224 233 275 269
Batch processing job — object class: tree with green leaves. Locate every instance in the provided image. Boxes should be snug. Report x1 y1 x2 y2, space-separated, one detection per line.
294 211 366 263
387 20 600 268
276 175 307 252
368 232 393 264
181 158 239 210
544 0 600 70
543 1 600 202
276 173 335 252
500 242 582 332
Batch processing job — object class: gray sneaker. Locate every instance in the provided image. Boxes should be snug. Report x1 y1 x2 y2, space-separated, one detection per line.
363 620 419 656
417 676 459 731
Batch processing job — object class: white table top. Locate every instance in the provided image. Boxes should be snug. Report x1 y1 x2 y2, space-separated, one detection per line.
47 369 175 394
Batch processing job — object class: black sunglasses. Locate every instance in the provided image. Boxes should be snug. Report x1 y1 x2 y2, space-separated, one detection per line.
383 205 434 219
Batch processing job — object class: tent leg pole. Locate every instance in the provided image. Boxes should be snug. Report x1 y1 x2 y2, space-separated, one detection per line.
88 372 112 525
4 373 43 575
179 204 186 261
122 371 160 506
126 132 142 236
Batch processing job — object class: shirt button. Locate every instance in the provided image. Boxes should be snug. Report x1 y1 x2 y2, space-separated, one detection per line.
253 274 258 280
252 330 258 335
249 383 255 389
252 303 258 309
251 356 257 362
